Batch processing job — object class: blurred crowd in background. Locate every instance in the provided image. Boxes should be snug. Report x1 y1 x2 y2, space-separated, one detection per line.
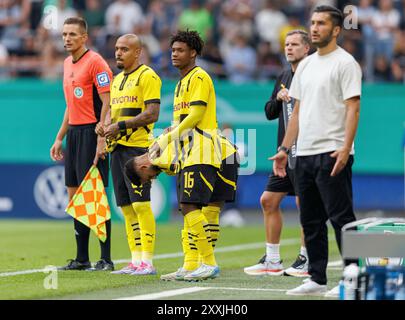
1 0 405 83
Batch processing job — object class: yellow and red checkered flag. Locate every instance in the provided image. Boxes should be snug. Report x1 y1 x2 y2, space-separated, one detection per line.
65 165 110 242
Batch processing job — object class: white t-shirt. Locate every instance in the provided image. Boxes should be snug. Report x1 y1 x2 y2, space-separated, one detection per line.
288 46 362 156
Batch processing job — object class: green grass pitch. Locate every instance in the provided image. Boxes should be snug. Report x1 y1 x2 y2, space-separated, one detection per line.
0 219 342 300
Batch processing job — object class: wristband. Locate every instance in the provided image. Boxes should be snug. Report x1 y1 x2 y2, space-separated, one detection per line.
117 121 126 131
277 145 290 155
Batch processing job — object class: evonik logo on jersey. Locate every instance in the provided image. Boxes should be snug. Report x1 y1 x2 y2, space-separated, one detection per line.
111 96 138 104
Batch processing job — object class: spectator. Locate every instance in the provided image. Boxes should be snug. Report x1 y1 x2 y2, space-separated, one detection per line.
10 31 41 77
1 0 31 54
139 42 151 66
46 0 78 37
36 0 78 53
400 0 405 29
145 0 177 39
255 0 287 53
105 0 144 36
71 0 85 11
391 31 405 82
178 0 213 41
219 0 254 59
134 0 150 13
205 0 222 44
372 0 401 61
374 55 392 81
39 40 64 80
278 14 307 52
0 42 9 79
308 0 337 10
29 0 44 31
256 41 283 80
82 0 105 49
357 0 377 81
224 33 256 83
0 0 404 83
155 35 177 78
357 0 377 27
284 0 307 24
199 38 226 78
341 38 362 62
133 23 161 64
83 0 104 31
17 0 32 30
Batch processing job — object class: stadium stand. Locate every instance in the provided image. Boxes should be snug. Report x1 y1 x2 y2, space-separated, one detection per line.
0 0 404 82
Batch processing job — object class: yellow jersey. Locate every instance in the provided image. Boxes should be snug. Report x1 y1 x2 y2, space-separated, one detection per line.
151 131 237 174
110 64 161 148
173 66 217 129
171 66 221 167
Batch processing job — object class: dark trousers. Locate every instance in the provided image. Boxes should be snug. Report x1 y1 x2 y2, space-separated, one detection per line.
295 152 356 285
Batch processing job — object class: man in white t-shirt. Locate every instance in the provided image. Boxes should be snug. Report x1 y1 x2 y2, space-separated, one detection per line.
271 5 362 297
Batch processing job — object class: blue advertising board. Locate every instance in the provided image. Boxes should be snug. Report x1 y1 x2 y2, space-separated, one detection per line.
0 164 171 221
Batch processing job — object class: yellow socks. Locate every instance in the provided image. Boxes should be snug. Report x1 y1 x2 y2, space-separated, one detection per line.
185 209 216 266
202 205 220 249
182 219 199 271
121 205 142 265
132 201 156 265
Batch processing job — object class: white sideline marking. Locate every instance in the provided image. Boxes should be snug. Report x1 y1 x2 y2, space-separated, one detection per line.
0 238 300 277
117 287 211 300
116 286 288 300
209 286 287 292
0 269 46 277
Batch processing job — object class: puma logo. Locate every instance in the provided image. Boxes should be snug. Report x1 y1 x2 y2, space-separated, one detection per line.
134 190 143 197
184 189 192 197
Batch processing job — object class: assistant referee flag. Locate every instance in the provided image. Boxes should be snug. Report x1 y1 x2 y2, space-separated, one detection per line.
65 165 111 242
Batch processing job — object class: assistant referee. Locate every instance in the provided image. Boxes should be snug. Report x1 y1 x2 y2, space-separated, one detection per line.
50 17 113 271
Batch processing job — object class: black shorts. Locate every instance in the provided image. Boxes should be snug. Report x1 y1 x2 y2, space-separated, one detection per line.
265 167 296 196
111 144 151 207
177 153 239 207
65 124 109 187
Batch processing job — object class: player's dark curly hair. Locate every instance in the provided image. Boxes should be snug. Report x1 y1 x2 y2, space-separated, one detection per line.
124 158 141 186
170 30 204 55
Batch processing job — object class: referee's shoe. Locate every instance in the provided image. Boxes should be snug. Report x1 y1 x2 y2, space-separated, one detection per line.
58 259 91 271
86 259 115 271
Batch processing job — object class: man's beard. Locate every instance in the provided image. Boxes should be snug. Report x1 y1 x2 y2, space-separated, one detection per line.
116 62 124 69
312 30 334 48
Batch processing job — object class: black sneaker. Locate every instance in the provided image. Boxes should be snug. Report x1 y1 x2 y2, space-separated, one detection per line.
258 254 267 264
58 259 91 271
284 254 309 277
86 259 115 271
256 254 283 265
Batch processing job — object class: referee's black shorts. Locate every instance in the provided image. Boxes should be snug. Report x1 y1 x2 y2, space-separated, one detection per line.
265 167 296 196
176 153 239 207
65 123 109 188
111 144 151 207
